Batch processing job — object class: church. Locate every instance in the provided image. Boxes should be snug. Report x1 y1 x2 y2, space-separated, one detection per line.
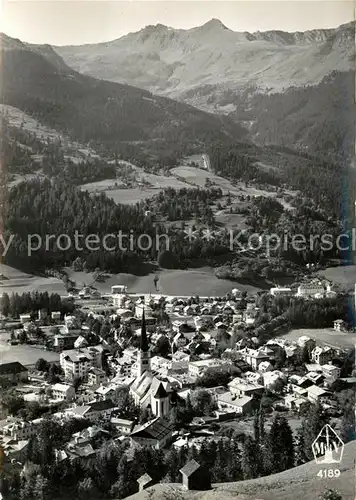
130 310 173 418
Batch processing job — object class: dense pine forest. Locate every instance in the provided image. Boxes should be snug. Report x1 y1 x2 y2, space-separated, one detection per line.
226 71 355 160
208 141 353 216
2 180 234 272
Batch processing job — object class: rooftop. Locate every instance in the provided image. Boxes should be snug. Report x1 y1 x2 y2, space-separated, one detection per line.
131 416 174 440
218 392 253 408
137 473 152 486
0 362 28 375
180 459 201 477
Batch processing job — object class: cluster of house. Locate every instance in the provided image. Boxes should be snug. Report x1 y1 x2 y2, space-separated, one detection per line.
0 282 351 488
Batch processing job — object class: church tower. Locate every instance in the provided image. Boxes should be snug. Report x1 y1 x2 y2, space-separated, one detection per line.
137 310 151 378
152 382 170 417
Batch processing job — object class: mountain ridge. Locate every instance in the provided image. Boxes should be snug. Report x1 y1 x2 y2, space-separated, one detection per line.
53 20 354 94
51 20 354 156
0 33 246 164
52 19 355 48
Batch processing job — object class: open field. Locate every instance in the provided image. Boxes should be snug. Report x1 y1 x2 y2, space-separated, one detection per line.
101 187 159 204
171 165 296 210
125 441 356 500
115 269 259 296
0 264 261 297
81 162 191 204
0 264 66 296
281 328 356 350
66 267 262 296
100 269 262 296
81 158 296 210
0 332 59 366
215 211 248 230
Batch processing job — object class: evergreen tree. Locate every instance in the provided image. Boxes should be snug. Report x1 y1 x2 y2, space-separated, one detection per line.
302 401 328 461
267 415 294 473
77 477 99 500
259 405 266 440
165 447 181 483
211 440 229 482
1 293 10 316
226 440 242 481
242 436 261 479
33 474 51 500
253 411 260 443
294 427 308 465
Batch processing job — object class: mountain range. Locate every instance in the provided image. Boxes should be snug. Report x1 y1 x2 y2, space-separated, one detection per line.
53 19 355 157
1 20 354 160
54 19 354 97
0 33 244 164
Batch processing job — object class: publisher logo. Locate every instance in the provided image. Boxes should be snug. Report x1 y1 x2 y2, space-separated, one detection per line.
312 424 344 464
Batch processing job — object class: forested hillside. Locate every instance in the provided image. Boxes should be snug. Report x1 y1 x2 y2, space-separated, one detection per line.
2 180 233 272
208 141 353 216
54 20 355 158
227 71 355 159
0 34 245 165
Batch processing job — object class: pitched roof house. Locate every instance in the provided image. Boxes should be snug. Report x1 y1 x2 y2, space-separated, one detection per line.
180 459 211 491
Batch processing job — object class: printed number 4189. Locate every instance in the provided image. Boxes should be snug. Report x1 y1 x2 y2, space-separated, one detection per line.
317 469 340 479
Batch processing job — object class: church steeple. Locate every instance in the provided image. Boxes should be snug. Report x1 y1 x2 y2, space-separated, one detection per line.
140 309 149 352
137 309 150 377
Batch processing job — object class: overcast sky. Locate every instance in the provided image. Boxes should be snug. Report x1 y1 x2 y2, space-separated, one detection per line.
1 0 354 45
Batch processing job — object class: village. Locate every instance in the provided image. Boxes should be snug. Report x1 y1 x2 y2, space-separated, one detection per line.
0 277 354 494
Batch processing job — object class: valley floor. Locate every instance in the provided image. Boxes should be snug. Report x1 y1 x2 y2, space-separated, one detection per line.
68 268 263 296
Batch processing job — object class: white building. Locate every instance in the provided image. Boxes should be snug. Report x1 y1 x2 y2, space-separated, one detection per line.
51 383 75 401
270 287 293 297
74 336 89 349
111 417 134 435
333 319 347 332
171 351 190 371
19 314 32 324
60 345 103 380
122 347 137 364
321 364 341 381
151 356 172 373
217 393 253 415
188 359 229 379
88 367 107 386
258 361 273 373
263 370 286 389
3 418 43 440
239 348 271 370
307 385 329 402
67 400 117 422
244 371 263 385
297 335 313 347
228 377 264 397
111 285 128 295
284 394 309 412
51 311 61 321
130 416 173 450
311 346 334 365
296 282 331 298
